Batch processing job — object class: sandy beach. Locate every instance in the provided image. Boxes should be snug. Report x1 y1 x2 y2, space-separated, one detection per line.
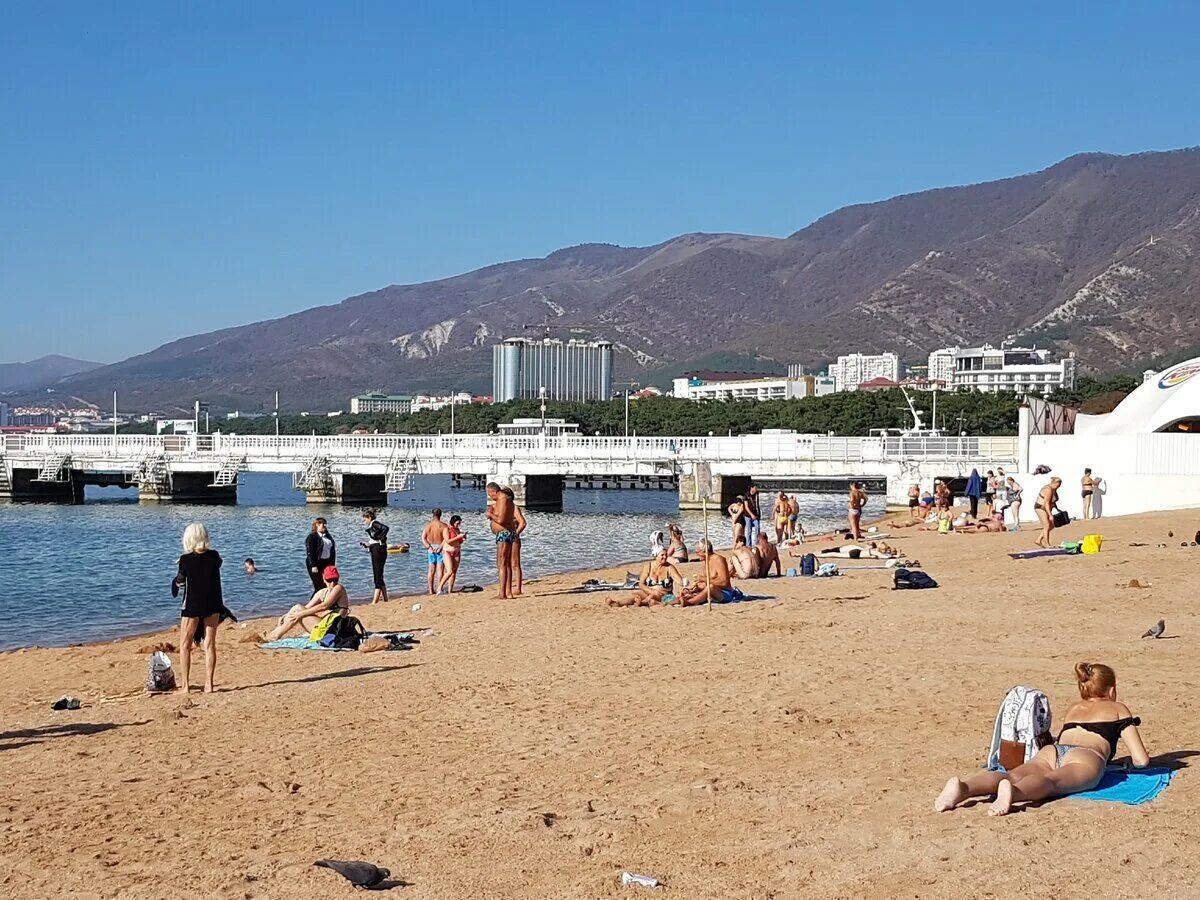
1 510 1197 898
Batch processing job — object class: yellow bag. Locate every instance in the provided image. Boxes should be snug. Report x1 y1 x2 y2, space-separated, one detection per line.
308 610 341 641
1081 534 1104 555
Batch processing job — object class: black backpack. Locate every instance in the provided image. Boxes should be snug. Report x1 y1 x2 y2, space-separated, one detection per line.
330 615 367 650
893 568 938 590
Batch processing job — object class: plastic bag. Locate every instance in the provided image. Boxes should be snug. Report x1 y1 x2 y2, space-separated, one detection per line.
145 650 176 693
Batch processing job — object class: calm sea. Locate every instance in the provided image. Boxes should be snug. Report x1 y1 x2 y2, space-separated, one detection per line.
0 475 882 650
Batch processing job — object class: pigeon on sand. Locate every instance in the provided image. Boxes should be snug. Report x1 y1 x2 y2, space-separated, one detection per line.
314 859 391 889
1141 619 1166 639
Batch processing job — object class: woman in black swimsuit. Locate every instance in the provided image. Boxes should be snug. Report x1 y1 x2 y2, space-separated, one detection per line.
361 509 390 604
609 549 685 607
935 662 1150 816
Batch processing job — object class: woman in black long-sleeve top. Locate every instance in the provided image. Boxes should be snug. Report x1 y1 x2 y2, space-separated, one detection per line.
362 508 389 604
304 517 336 596
172 522 223 694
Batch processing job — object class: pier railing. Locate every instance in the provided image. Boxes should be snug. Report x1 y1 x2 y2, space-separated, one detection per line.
3 431 1020 464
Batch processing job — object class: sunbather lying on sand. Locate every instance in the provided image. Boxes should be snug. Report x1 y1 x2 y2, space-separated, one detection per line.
675 541 737 606
264 566 349 642
935 662 1149 817
958 517 1007 533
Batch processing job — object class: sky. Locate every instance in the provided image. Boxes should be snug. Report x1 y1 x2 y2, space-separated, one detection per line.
2 1 1199 364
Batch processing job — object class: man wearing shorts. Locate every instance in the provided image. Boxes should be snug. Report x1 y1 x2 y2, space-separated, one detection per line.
486 482 519 599
421 508 449 595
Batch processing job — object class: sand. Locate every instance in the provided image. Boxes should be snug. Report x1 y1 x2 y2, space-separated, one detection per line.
1 510 1197 898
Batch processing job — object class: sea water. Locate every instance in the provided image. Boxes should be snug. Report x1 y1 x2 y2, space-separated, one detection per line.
0 474 882 649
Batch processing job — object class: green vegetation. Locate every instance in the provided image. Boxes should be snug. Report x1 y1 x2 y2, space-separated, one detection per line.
1046 374 1140 407
121 389 1028 437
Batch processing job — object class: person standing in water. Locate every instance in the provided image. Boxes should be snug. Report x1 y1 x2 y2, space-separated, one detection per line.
304 517 335 597
486 482 518 599
421 508 449 596
439 515 467 594
361 509 389 604
847 482 867 540
172 523 223 694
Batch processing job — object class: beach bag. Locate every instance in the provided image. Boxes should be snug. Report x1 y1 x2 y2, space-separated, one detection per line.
893 568 938 590
815 562 839 577
1053 510 1071 528
308 610 341 642
986 686 1053 771
800 553 816 576
145 651 176 693
1081 534 1104 555
330 615 367 650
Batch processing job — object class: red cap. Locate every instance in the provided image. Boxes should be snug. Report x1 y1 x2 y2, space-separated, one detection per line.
322 565 340 581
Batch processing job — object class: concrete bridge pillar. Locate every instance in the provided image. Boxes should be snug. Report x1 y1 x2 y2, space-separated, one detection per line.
0 468 84 503
677 472 751 511
304 473 387 506
508 474 564 511
139 471 236 504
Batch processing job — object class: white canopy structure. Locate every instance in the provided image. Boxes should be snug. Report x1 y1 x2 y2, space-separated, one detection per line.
1082 356 1200 435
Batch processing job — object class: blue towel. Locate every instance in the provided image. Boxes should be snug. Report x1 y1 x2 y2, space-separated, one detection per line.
724 593 774 603
1072 767 1174 805
258 636 346 651
1009 548 1077 560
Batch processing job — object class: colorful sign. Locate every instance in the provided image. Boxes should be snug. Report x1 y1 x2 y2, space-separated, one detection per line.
1158 361 1200 390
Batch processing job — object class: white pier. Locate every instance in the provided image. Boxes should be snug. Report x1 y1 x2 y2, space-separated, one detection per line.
0 432 1019 508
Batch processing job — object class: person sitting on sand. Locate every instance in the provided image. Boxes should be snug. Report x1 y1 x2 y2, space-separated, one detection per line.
666 523 688 562
675 541 736 606
729 538 760 579
935 662 1149 817
609 548 685 607
264 565 349 642
755 532 781 577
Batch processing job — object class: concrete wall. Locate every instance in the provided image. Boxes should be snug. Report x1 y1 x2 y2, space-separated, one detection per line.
1015 434 1200 521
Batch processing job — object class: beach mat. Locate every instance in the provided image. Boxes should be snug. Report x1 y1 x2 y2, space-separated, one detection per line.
1009 548 1078 560
258 637 347 651
1072 767 1174 805
723 592 774 604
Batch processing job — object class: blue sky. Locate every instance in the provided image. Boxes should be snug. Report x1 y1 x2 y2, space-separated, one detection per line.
2 2 1198 363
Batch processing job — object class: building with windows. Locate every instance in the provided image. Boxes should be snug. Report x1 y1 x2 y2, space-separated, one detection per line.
939 344 1076 394
926 347 958 387
349 392 413 415
495 417 581 437
671 371 814 402
0 401 9 428
828 352 900 392
492 338 614 402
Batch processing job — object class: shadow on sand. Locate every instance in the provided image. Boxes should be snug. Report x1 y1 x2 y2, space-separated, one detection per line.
1 719 150 751
229 663 418 693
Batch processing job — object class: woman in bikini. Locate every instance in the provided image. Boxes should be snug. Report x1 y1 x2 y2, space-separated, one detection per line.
847 482 867 540
610 549 685 607
666 523 688 563
438 515 466 594
727 496 747 547
935 662 1149 816
1034 477 1062 548
1081 468 1096 520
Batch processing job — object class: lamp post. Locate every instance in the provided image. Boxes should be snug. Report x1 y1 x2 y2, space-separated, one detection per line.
450 391 457 437
539 386 547 435
621 381 640 439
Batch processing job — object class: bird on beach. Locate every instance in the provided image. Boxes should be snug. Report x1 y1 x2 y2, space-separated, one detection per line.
1141 619 1166 639
314 859 391 889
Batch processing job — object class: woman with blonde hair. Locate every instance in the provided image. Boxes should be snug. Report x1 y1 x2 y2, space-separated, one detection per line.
935 662 1150 816
171 523 224 694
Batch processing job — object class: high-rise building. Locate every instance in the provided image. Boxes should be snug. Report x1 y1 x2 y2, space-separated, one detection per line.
0 401 9 427
926 347 959 387
828 352 900 392
492 338 614 402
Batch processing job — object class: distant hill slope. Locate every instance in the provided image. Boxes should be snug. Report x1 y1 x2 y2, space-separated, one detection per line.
0 355 102 394
47 148 1200 412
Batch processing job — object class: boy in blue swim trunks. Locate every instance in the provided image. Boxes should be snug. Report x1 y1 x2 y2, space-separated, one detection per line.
421 508 449 595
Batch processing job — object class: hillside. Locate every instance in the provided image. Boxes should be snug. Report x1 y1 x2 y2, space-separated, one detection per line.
47 149 1200 413
0 355 102 394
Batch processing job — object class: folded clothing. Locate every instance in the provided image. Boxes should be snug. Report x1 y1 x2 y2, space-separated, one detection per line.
1072 767 1174 805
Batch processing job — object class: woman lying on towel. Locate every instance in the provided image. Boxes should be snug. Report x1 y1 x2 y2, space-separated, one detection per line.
935 662 1150 816
264 565 350 642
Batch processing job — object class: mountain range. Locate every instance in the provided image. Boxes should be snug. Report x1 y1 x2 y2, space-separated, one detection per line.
31 148 1200 413
0 355 102 395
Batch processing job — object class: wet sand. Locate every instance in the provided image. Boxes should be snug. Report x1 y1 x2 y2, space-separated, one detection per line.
1 510 1197 898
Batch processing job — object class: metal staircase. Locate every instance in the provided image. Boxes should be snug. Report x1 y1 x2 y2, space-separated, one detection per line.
384 449 418 493
209 454 246 487
34 452 70 482
292 455 332 491
130 453 170 491
0 453 10 494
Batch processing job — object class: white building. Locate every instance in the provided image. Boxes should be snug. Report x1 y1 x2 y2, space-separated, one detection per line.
349 392 413 415
672 371 813 402
410 391 474 412
946 344 1076 394
828 353 900 392
927 347 959 387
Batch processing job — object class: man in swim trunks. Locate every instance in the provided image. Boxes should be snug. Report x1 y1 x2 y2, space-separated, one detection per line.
788 494 800 540
755 532 781 577
675 541 737 606
486 482 519 599
421 508 449 595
